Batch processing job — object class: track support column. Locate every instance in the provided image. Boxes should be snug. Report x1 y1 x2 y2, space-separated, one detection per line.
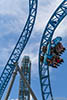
5 67 18 100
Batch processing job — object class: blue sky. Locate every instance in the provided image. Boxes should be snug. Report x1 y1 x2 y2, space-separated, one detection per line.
0 0 67 100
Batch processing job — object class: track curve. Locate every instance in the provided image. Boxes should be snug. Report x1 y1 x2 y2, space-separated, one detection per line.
0 0 38 99
39 1 67 100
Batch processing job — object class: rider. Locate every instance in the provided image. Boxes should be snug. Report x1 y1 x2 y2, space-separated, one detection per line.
40 56 44 63
42 46 47 53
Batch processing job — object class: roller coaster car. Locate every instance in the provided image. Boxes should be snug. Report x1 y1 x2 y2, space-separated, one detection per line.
40 42 64 68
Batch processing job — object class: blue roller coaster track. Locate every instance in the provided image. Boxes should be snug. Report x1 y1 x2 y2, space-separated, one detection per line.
39 0 67 100
0 0 38 99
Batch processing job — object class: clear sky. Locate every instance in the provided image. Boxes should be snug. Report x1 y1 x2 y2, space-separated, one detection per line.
0 0 67 100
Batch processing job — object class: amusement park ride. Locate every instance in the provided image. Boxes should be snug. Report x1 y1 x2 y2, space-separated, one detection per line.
0 0 67 100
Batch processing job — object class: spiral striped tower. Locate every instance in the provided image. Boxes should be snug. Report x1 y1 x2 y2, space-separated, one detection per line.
19 56 31 100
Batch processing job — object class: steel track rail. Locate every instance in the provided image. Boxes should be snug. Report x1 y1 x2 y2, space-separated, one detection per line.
39 1 67 100
0 0 38 99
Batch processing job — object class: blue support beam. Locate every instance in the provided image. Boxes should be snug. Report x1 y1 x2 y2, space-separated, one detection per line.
0 0 38 99
39 1 67 100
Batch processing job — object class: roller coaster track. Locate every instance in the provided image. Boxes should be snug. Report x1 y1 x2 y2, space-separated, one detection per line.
0 0 38 99
39 1 67 100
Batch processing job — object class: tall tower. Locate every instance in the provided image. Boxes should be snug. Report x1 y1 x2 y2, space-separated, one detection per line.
19 56 31 100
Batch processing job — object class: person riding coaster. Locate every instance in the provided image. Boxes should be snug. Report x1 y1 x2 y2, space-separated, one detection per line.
42 42 65 55
53 42 65 54
42 46 47 53
40 37 65 68
40 54 64 68
47 55 64 68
